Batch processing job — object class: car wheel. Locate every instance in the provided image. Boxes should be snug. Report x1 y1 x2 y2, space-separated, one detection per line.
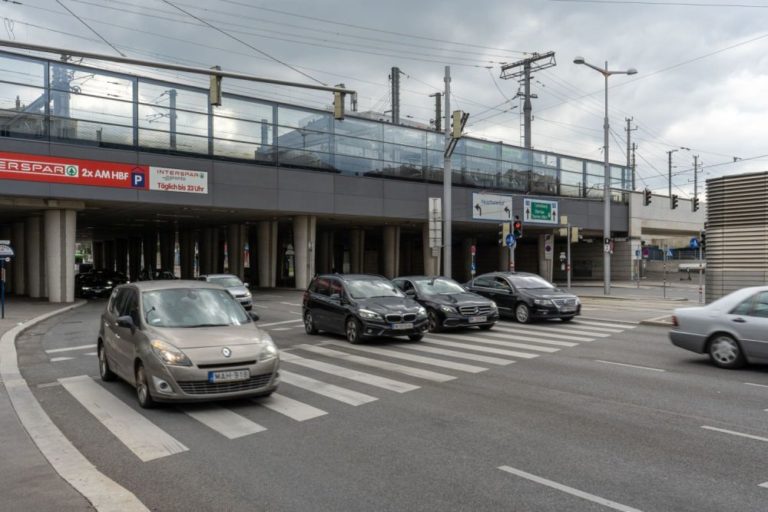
304 310 318 335
98 342 116 382
478 324 494 331
408 333 424 342
346 317 362 344
135 363 156 409
515 303 531 324
427 309 443 333
708 334 746 369
561 316 574 323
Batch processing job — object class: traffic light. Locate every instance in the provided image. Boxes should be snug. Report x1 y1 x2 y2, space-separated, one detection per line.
692 196 700 212
513 216 523 239
643 188 652 206
451 110 462 138
209 66 222 106
498 222 511 246
333 91 345 120
700 230 706 251
671 194 679 209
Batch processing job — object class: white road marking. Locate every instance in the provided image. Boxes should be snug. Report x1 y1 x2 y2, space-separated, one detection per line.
481 331 578 347
50 356 75 362
37 382 62 389
428 333 559 353
577 318 637 327
258 319 303 327
280 351 419 393
569 322 625 333
270 328 292 331
58 375 188 462
321 341 487 373
759 481 768 488
297 344 456 382
251 304 268 309
507 324 610 338
595 360 666 372
422 337 538 359
256 393 327 421
745 382 768 389
701 426 768 443
279 302 302 307
45 343 94 354
84 352 97 356
279 370 377 406
392 343 514 366
498 466 643 512
182 405 266 439
493 324 595 342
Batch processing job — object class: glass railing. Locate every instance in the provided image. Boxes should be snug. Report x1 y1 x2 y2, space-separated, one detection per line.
0 51 630 202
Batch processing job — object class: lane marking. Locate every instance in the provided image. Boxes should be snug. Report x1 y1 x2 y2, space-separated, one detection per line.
508 324 611 338
45 343 94 354
422 337 538 359
297 344 456 382
492 325 594 342
270 328 292 332
321 341 487 373
279 370 377 406
37 381 62 389
258 319 303 327
701 426 768 443
595 360 666 372
570 322 625 333
759 482 768 488
84 352 97 356
428 332 559 353
256 393 327 421
391 343 514 366
578 317 639 326
279 302 301 307
745 382 768 389
498 466 643 512
59 375 188 462
182 405 266 439
280 352 419 393
50 356 75 362
480 331 578 347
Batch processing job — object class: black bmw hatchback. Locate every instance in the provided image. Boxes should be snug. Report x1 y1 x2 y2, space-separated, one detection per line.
465 272 580 323
392 276 499 332
303 274 429 343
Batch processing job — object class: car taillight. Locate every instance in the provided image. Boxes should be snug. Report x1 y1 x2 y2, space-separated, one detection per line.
671 315 678 327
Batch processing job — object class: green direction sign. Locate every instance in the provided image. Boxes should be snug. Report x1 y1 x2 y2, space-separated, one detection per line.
523 198 559 224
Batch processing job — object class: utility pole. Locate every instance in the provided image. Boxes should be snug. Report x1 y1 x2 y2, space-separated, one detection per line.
667 149 676 207
625 117 637 189
390 67 401 124
443 66 452 278
500 51 556 149
631 142 637 191
429 92 442 132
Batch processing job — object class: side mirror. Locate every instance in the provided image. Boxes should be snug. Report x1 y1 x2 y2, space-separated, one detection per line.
249 311 259 321
405 289 416 297
244 282 250 289
116 315 135 331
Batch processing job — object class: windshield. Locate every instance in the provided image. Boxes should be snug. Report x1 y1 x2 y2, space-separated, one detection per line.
209 276 244 288
414 278 465 295
142 288 250 328
510 276 555 290
345 279 404 299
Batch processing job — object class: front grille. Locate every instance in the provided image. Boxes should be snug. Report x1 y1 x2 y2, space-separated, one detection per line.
235 294 249 299
385 313 417 322
553 298 577 308
197 360 257 369
459 305 493 316
177 372 274 395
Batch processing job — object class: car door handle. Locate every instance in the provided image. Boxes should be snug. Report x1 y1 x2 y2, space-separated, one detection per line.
732 317 746 323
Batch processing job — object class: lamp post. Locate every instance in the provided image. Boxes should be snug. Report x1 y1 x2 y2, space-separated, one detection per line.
573 57 637 295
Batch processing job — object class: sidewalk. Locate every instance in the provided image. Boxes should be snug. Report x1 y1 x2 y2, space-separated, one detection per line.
0 297 94 511
555 279 703 302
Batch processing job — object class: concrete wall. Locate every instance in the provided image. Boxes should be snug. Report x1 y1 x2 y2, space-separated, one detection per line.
628 191 705 237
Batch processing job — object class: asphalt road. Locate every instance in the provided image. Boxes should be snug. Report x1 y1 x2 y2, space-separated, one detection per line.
16 292 768 511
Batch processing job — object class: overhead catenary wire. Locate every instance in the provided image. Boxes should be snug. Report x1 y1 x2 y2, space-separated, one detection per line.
54 0 125 57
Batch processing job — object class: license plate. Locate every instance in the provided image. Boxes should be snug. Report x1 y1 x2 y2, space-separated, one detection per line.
391 322 414 330
468 315 487 323
560 307 576 313
208 369 250 383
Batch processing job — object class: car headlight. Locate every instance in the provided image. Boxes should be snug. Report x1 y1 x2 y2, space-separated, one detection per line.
359 309 382 320
417 306 427 316
439 305 455 314
150 339 192 366
244 291 252 298
81 286 91 291
259 339 278 361
534 299 554 306
489 301 498 310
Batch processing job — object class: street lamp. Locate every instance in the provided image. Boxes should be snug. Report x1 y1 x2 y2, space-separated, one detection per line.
573 57 637 296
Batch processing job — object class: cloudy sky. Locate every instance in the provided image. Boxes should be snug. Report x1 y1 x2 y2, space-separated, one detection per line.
3 0 767 197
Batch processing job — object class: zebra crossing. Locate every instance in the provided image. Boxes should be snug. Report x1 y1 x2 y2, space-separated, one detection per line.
51 318 635 463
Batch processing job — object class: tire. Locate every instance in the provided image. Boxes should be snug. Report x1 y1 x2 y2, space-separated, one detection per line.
408 333 424 342
478 324 494 331
708 334 746 369
346 317 363 344
427 309 443 333
304 310 318 335
515 303 531 324
135 363 156 409
561 316 574 323
98 342 116 382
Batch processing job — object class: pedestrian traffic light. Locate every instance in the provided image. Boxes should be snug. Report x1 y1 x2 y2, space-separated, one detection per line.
671 194 679 209
692 196 700 212
513 216 523 239
498 222 510 246
643 188 652 206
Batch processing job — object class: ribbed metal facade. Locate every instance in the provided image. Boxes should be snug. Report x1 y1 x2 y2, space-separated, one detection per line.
706 171 768 302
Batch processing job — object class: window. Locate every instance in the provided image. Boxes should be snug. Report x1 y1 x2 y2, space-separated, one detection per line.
494 277 511 291
310 278 330 296
110 288 131 316
473 276 494 288
731 297 754 316
329 279 343 297
125 290 140 325
748 292 768 318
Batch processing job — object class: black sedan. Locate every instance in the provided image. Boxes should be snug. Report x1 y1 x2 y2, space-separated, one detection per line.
466 272 580 323
392 276 498 332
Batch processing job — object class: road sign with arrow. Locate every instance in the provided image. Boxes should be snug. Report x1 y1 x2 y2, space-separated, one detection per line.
471 193 513 221
523 198 558 224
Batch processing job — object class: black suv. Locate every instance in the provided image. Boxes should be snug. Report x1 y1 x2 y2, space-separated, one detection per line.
392 276 498 332
303 274 429 343
465 272 581 323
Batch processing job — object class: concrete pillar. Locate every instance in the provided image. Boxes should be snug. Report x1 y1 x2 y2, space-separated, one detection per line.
25 217 45 298
317 231 334 274
350 229 365 274
217 236 226 273
257 221 278 288
226 224 246 279
159 230 175 271
462 237 477 282
115 239 128 276
128 237 142 281
538 233 554 282
142 231 157 271
103 240 115 271
499 245 509 272
382 226 400 279
44 209 76 302
198 227 218 275
93 241 104 270
422 224 439 276
179 230 196 279
293 216 316 289
12 222 25 295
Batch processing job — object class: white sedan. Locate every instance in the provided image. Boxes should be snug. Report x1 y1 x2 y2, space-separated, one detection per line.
670 286 768 369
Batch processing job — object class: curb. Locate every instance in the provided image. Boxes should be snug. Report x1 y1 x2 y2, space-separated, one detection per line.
578 294 689 302
0 301 150 512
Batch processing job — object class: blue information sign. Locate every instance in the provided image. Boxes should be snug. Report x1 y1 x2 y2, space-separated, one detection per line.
689 238 699 250
505 234 515 247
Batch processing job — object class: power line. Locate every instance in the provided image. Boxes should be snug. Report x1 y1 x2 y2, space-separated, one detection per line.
54 0 125 57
